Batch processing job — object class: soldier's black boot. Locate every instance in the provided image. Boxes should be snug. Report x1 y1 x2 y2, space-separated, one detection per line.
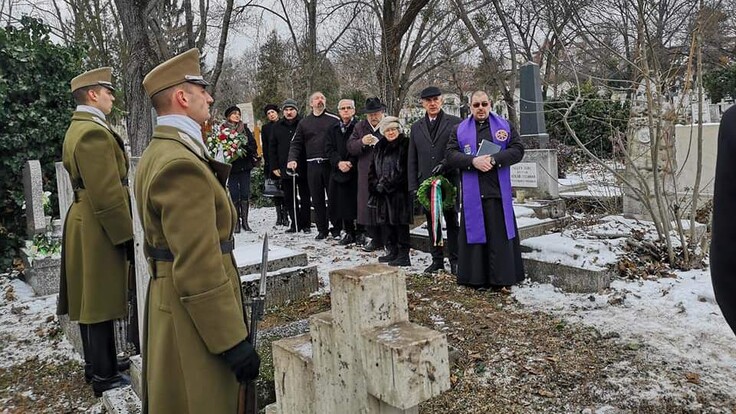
378 245 398 263
88 321 130 397
80 324 93 383
240 201 252 232
389 247 411 267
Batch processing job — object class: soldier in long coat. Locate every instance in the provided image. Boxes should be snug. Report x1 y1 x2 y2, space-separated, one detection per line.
347 97 386 250
135 48 260 413
711 105 736 335
57 67 133 396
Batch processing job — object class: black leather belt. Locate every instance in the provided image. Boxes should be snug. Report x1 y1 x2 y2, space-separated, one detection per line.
145 239 235 262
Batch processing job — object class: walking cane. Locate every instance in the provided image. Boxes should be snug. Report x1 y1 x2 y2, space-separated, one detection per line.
287 168 298 231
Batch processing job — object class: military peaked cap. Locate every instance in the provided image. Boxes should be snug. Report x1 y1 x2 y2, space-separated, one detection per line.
71 67 115 93
143 48 210 98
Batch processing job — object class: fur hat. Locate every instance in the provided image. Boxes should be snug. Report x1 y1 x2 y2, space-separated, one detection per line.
263 104 279 115
224 105 241 118
378 116 402 135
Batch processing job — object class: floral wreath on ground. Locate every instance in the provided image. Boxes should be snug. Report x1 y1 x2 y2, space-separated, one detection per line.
416 175 456 211
206 124 246 163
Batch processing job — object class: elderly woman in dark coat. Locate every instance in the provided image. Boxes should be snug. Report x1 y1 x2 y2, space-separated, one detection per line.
368 116 412 266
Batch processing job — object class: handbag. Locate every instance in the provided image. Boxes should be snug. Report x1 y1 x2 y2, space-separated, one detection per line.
263 178 284 198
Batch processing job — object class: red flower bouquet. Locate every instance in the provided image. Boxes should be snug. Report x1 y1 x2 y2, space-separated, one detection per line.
207 125 246 163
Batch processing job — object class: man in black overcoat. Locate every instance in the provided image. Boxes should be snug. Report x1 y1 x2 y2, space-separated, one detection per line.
325 99 359 246
270 99 311 233
409 86 462 274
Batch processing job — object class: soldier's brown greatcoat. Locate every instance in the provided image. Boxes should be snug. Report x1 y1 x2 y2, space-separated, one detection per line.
135 125 248 413
58 111 132 323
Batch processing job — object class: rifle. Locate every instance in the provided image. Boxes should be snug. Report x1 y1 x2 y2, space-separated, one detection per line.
238 233 268 414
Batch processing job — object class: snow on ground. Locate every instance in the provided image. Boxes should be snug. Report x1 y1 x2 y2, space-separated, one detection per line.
514 213 736 406
0 278 80 369
234 205 435 290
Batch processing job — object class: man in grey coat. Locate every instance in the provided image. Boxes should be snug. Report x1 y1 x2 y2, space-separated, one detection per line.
409 86 461 274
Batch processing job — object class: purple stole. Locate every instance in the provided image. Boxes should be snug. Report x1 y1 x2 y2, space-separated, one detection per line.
457 113 516 243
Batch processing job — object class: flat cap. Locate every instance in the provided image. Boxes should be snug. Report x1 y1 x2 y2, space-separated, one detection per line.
281 99 298 110
70 67 114 93
143 48 210 98
420 86 442 99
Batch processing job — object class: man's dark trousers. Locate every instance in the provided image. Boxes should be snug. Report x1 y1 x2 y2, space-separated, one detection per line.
424 207 459 264
307 160 331 234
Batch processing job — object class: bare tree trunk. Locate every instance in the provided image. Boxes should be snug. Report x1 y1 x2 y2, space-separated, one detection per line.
451 0 518 126
378 0 431 115
114 0 159 156
688 0 705 256
209 0 234 98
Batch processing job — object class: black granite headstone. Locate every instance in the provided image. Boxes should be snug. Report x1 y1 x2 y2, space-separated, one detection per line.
519 62 550 149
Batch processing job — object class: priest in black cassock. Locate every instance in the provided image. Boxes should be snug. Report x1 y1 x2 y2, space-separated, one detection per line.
444 90 525 292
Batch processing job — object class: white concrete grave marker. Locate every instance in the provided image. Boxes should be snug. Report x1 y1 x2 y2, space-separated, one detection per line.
23 160 46 235
267 264 451 414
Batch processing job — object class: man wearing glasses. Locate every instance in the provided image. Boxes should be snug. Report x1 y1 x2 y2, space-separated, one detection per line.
325 99 359 245
408 86 461 275
444 91 525 293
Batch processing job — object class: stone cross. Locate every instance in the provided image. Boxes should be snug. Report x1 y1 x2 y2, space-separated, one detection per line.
23 160 46 235
266 264 450 414
519 61 550 149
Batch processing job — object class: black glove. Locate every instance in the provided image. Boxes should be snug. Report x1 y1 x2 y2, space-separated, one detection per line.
431 162 446 176
220 340 260 383
376 183 385 193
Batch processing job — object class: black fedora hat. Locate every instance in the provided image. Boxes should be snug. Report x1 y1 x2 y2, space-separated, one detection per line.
363 97 385 114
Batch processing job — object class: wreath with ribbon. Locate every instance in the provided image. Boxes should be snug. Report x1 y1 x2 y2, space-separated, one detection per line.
416 175 456 212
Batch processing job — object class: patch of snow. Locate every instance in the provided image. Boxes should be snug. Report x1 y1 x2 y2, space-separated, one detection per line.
236 206 434 289
513 267 736 404
0 278 80 369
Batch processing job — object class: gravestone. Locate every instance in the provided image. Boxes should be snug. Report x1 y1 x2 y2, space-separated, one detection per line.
23 160 46 235
267 264 450 414
511 151 559 199
515 62 559 201
519 62 550 149
623 116 675 220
